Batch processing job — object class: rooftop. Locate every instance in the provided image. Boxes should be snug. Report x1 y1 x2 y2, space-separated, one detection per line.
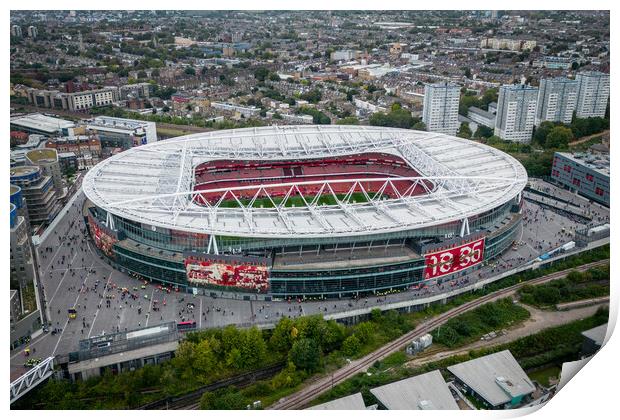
10 113 75 134
83 125 527 239
370 370 459 410
26 148 58 163
307 392 367 410
447 350 535 407
557 151 610 178
581 323 607 346
10 165 39 178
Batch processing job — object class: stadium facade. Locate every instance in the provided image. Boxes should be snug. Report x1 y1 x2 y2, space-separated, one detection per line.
82 126 528 298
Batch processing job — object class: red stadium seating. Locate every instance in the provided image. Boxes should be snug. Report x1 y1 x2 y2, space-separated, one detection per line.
193 152 432 206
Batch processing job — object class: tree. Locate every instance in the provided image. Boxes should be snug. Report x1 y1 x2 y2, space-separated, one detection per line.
354 321 375 344
240 327 267 369
342 335 361 357
533 121 556 146
270 317 296 354
184 67 196 76
457 122 472 139
474 125 494 139
545 126 573 149
289 338 321 372
194 338 218 378
253 67 269 82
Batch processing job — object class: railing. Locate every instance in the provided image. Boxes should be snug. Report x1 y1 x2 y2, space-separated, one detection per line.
10 356 55 404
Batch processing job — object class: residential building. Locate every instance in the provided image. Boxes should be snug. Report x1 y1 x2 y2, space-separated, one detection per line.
211 102 261 118
25 148 64 195
11 24 22 37
575 71 610 118
10 166 61 225
26 87 119 111
536 77 578 125
10 202 35 290
422 82 460 136
27 25 38 39
550 151 610 206
45 134 102 170
494 84 538 143
467 106 496 128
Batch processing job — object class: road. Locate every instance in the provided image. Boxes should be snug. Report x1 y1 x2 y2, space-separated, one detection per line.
268 260 608 410
9 178 609 380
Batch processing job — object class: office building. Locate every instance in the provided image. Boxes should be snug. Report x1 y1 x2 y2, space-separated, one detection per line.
494 84 538 143
447 350 536 409
536 77 578 125
575 71 610 118
550 151 610 206
422 82 460 136
10 166 61 225
84 116 158 150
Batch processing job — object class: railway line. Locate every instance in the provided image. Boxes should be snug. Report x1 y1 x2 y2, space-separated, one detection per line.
269 259 609 410
137 362 285 410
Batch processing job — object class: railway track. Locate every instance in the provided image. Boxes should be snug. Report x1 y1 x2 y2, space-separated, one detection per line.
137 362 284 410
269 260 609 410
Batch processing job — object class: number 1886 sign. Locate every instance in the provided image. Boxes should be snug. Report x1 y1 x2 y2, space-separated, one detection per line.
423 237 486 280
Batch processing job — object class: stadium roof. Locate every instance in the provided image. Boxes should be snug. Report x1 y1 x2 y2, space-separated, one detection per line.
307 392 367 410
83 125 527 239
447 350 535 407
370 370 459 410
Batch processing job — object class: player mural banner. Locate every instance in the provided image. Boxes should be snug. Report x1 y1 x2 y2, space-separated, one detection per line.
88 215 118 258
184 253 270 292
423 237 486 280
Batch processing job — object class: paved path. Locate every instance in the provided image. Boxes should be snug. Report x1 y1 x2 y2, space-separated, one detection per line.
9 179 608 379
404 302 608 368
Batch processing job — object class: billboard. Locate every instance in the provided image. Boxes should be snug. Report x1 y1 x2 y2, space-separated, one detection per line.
88 215 118 258
184 254 270 292
423 237 485 280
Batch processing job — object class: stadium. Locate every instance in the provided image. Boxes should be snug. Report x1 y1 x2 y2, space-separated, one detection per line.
82 125 528 299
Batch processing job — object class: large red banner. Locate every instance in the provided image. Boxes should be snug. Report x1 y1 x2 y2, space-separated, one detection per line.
88 215 118 258
184 255 270 292
423 237 486 280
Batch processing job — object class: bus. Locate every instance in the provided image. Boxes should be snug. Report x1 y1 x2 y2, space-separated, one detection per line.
177 320 197 332
68 308 77 319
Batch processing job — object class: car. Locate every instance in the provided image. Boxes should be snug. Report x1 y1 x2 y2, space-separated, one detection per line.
144 294 149 299
141 285 146 289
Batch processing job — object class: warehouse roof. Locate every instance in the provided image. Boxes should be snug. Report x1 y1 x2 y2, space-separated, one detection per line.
307 392 367 410
10 113 74 134
370 370 459 410
581 323 607 347
447 350 535 407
